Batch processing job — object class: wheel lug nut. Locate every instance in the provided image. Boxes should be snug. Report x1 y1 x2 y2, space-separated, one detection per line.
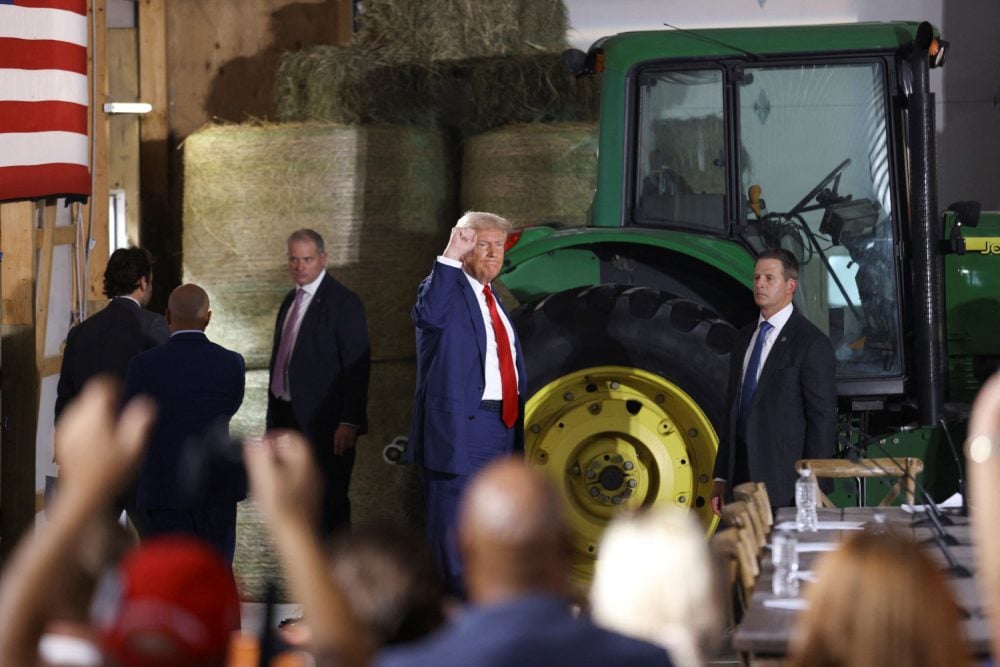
623 461 634 471
628 479 638 488
589 487 599 497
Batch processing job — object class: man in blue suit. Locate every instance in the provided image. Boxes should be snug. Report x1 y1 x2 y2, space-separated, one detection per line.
407 211 528 595
123 283 245 565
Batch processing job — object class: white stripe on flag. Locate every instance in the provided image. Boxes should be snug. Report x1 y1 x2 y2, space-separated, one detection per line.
0 68 88 105
0 131 89 168
0 6 88 47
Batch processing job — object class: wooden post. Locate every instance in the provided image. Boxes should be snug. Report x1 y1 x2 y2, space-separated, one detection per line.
87 0 110 313
0 201 39 558
138 0 172 310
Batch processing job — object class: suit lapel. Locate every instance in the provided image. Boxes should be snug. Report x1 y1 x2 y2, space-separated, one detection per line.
462 276 487 363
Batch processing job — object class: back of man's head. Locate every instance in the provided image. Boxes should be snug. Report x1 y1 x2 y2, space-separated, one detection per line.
166 284 211 332
458 458 569 603
103 248 153 299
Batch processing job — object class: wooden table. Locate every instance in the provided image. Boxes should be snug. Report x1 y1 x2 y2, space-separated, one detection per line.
733 507 991 665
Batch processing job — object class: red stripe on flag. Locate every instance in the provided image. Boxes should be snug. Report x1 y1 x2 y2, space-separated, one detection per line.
0 100 87 134
0 163 90 202
12 0 87 16
0 38 86 74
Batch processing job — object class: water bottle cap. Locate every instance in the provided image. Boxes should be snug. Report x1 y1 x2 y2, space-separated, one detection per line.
798 466 811 477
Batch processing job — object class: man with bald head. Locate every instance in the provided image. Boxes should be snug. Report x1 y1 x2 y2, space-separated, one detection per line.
378 459 672 667
123 283 246 564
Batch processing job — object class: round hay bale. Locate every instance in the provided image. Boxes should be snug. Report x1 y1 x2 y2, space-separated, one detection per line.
232 363 424 602
274 45 448 125
461 53 601 132
461 122 598 228
356 0 567 62
183 122 455 367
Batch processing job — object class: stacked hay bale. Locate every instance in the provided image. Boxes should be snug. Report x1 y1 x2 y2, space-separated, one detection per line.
184 123 451 599
186 0 602 599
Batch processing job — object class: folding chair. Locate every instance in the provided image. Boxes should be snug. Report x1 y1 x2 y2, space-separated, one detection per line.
795 457 924 507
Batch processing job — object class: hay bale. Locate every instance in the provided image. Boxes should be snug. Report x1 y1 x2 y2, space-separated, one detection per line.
274 46 447 125
462 54 601 132
461 122 598 228
356 0 567 62
232 363 424 601
183 122 455 366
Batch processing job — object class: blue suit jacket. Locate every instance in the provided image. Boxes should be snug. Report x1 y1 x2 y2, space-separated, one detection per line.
123 331 246 509
407 261 527 474
377 594 672 667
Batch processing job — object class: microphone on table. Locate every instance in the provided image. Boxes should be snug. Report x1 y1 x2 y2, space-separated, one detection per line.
841 436 970 578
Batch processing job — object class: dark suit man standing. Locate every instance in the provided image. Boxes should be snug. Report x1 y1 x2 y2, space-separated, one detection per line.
711 248 837 510
267 228 370 535
122 284 245 564
407 211 527 594
55 247 168 422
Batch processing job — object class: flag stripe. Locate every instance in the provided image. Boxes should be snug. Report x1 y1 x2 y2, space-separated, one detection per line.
0 0 90 201
0 37 86 73
0 5 87 45
0 68 88 104
12 0 87 15
0 163 91 202
0 100 87 133
0 131 88 167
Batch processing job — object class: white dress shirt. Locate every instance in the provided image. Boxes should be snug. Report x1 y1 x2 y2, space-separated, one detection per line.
275 269 325 401
741 302 794 383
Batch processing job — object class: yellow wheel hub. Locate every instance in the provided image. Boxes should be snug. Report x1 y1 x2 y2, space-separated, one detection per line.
524 366 719 584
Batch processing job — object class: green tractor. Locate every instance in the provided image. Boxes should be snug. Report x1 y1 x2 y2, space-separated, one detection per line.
497 20 1000 582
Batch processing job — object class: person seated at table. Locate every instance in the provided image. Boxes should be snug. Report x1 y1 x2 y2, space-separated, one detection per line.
591 507 722 667
787 531 971 667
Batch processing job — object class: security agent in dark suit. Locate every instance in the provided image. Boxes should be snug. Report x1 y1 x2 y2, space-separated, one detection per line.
55 247 169 422
711 248 837 511
122 284 245 564
267 228 371 536
407 212 528 596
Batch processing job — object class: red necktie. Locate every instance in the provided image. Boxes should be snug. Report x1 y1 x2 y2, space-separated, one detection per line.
483 285 518 428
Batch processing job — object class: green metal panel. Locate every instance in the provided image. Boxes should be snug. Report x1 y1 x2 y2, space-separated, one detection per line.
499 226 756 304
945 211 1000 402
588 21 928 231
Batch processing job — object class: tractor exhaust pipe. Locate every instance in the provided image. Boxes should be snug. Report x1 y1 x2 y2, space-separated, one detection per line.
909 22 947 426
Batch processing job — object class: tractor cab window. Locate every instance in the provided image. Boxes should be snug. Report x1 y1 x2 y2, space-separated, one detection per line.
737 61 902 379
634 69 726 231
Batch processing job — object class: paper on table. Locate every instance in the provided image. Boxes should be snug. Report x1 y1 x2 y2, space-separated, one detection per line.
763 597 809 611
775 520 865 532
796 570 817 582
901 492 963 514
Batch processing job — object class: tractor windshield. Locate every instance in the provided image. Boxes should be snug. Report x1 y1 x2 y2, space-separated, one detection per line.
633 60 903 380
737 61 902 379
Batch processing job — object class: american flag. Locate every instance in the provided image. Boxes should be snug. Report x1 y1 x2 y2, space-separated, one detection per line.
0 0 90 202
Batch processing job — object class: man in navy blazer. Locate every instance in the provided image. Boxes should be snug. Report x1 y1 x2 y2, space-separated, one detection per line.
711 248 837 510
407 211 528 595
378 459 672 667
56 247 168 422
123 284 245 564
267 229 370 536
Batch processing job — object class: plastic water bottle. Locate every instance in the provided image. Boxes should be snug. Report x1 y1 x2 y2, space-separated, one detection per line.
796 466 818 532
771 530 800 597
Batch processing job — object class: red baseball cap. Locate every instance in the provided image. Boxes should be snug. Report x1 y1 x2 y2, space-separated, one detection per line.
95 536 241 667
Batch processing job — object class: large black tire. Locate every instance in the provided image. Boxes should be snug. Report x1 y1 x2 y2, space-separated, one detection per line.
511 284 737 581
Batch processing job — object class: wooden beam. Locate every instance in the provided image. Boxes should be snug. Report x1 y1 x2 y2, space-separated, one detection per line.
39 355 63 379
0 202 36 326
138 0 172 310
35 203 56 369
35 225 77 248
108 28 141 247
87 0 110 308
